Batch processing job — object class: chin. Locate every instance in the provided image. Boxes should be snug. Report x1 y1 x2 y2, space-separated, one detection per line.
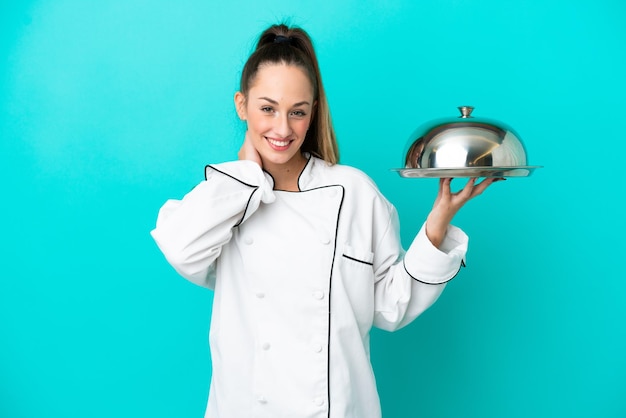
263 154 294 165
262 149 304 165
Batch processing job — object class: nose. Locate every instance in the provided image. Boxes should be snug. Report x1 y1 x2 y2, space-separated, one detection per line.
273 113 292 138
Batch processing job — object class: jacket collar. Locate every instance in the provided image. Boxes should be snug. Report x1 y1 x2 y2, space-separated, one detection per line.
261 153 331 192
298 153 332 191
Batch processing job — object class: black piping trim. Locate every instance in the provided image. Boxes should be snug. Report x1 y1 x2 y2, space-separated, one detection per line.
204 164 260 227
342 254 374 266
402 258 465 285
326 185 345 418
234 188 259 227
262 169 276 189
274 185 342 194
296 155 313 191
204 164 259 188
268 155 312 192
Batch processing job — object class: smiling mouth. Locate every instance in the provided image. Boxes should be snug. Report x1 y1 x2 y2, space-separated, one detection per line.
266 137 292 149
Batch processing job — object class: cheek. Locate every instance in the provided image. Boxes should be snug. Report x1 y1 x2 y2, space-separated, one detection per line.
246 113 270 134
294 119 312 136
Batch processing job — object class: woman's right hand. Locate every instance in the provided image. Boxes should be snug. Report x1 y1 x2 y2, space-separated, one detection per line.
425 177 501 248
237 131 262 167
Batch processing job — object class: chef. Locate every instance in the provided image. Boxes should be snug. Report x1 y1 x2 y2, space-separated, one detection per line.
151 23 498 418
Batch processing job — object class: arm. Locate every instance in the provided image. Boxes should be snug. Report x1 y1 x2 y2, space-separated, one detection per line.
373 177 501 331
372 205 467 331
150 160 274 288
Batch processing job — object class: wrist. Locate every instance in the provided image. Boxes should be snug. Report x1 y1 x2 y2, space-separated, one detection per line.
425 215 450 249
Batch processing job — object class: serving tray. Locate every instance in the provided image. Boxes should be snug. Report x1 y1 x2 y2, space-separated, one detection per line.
394 166 542 178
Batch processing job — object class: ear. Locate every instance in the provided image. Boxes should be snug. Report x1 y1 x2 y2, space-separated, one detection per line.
234 91 247 120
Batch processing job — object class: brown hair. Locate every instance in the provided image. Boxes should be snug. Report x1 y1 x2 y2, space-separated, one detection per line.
239 24 339 164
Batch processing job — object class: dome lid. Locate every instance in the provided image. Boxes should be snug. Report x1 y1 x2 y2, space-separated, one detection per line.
396 106 542 178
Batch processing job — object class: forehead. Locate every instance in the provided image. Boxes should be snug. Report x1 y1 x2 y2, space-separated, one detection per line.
249 63 314 101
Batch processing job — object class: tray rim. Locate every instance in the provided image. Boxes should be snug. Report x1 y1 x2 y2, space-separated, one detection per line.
393 166 543 178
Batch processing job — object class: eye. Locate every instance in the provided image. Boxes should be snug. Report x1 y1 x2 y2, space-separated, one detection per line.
261 106 274 113
290 110 306 118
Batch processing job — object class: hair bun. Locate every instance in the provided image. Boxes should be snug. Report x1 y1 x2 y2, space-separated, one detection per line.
273 35 293 45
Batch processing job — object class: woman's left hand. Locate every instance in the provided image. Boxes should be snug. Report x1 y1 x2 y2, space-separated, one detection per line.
425 177 503 248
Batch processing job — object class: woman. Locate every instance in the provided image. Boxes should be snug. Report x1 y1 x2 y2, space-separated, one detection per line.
151 23 498 418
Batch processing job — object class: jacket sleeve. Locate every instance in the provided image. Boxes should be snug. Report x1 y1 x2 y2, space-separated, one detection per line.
150 160 275 288
372 200 468 331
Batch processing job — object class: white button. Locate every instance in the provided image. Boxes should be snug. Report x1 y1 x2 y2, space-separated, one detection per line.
256 292 265 299
257 395 267 404
262 342 271 350
319 234 330 245
312 291 324 300
312 344 323 353
244 236 254 245
314 397 324 406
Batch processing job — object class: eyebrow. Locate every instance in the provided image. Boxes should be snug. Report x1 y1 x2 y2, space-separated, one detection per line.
258 96 311 107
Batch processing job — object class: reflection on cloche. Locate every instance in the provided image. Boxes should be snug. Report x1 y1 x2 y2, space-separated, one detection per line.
397 106 542 178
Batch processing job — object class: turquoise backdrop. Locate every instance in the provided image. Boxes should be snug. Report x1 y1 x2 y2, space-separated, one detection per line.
2 0 625 417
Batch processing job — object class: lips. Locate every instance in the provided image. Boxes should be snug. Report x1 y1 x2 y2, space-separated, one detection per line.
266 137 292 150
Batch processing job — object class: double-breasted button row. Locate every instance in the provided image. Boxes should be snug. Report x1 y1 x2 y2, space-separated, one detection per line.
319 233 331 245
256 395 325 407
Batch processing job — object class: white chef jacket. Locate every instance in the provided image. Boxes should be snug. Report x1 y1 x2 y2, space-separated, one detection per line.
151 155 468 418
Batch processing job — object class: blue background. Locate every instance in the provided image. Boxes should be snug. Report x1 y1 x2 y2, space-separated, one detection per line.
2 1 625 417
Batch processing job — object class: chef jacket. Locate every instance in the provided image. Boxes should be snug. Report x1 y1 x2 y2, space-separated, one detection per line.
151 155 468 418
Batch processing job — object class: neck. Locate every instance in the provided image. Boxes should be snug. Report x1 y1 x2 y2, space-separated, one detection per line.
264 153 307 191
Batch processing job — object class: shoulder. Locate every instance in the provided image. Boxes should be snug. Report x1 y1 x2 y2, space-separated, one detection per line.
310 158 394 211
311 158 378 191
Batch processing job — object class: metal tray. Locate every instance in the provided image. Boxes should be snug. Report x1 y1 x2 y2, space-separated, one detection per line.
394 166 542 178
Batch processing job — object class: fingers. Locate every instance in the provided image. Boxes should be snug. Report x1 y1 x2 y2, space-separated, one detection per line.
459 177 477 199
238 131 263 166
467 177 491 199
449 177 503 203
430 177 504 229
469 177 505 198
437 176 505 208
439 178 452 198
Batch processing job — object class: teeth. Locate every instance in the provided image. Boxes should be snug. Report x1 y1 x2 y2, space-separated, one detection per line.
269 139 289 146
267 138 290 147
